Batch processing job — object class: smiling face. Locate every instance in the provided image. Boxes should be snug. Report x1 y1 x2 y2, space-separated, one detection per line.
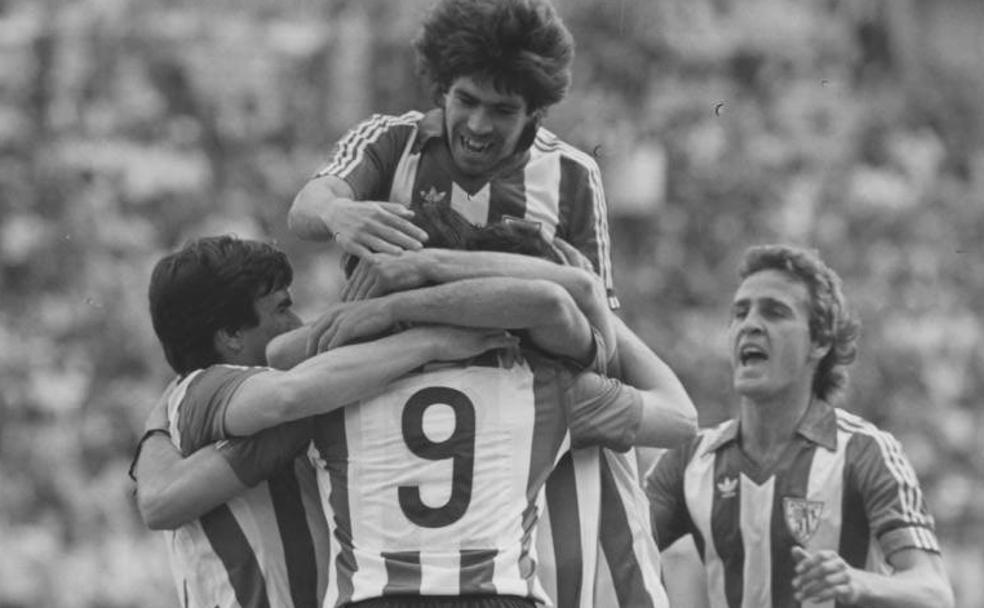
729 270 827 403
443 75 533 178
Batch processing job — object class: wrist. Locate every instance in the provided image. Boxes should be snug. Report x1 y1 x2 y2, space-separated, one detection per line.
128 428 172 482
413 249 439 283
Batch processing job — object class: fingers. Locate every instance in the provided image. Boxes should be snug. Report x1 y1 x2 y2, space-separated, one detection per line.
791 549 852 603
144 392 170 431
376 216 428 250
483 330 520 352
343 258 373 303
791 545 810 563
307 312 337 357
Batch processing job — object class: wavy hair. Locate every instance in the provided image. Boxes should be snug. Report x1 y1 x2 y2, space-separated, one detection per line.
412 0 574 112
738 244 861 402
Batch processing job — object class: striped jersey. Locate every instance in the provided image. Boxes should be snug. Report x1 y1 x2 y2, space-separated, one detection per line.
316 109 618 308
307 352 644 606
645 400 940 608
535 389 669 607
164 365 331 608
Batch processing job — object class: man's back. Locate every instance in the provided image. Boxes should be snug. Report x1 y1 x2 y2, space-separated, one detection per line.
310 352 640 606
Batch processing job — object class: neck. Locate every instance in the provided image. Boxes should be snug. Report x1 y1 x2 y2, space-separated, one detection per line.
738 386 814 458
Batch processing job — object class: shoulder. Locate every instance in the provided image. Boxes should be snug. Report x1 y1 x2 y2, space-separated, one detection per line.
834 407 902 451
531 127 601 174
336 111 423 145
833 407 917 476
357 110 423 130
175 365 269 411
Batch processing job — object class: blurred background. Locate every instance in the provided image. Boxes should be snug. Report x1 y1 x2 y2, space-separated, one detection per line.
0 0 981 606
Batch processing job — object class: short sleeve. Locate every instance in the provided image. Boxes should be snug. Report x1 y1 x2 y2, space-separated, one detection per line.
314 113 419 201
554 152 618 309
563 371 641 452
846 431 941 557
216 420 315 487
644 447 694 550
173 366 266 454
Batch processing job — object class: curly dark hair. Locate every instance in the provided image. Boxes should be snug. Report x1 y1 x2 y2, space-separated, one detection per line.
148 235 292 376
738 244 861 402
412 0 575 112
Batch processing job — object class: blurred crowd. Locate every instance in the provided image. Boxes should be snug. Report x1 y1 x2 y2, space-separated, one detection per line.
0 0 981 606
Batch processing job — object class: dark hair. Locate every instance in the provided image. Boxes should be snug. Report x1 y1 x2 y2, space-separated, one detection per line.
469 219 563 263
148 235 292 375
412 0 574 113
738 244 861 402
409 199 561 263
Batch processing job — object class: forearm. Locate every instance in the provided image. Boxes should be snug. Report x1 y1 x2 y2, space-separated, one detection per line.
385 277 565 329
288 176 348 241
418 249 615 351
226 329 442 436
383 277 592 360
850 564 953 608
135 436 245 530
615 317 697 446
267 325 313 369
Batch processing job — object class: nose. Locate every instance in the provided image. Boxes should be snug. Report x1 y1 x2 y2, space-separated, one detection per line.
738 309 765 335
466 107 493 134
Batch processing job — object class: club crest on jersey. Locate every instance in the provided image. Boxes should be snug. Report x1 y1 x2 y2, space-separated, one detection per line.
419 186 447 205
716 475 738 499
783 497 825 545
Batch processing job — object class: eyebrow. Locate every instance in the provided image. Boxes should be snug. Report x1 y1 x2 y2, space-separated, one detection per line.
732 296 793 310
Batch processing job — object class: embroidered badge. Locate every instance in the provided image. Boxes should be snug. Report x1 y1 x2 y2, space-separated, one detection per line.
419 186 447 204
716 475 738 499
783 497 825 545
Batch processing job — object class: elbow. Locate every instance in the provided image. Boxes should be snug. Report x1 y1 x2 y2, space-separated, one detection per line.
663 407 698 447
930 580 955 608
675 398 700 444
138 491 182 531
266 378 306 426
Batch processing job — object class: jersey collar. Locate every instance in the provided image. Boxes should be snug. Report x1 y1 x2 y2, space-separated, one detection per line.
702 399 838 455
411 108 446 153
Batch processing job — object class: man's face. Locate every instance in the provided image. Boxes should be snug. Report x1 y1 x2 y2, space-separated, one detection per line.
728 270 823 401
443 75 532 178
238 287 302 366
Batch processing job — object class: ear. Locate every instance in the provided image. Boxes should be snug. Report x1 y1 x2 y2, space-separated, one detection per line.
810 339 831 363
214 327 243 358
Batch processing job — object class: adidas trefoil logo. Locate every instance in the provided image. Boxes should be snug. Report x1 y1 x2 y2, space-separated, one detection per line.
419 186 447 204
716 475 738 499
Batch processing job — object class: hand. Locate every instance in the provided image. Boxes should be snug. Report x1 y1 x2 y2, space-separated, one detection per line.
552 237 595 272
329 199 429 257
416 326 520 363
306 300 395 355
143 383 172 433
341 252 429 302
792 546 863 605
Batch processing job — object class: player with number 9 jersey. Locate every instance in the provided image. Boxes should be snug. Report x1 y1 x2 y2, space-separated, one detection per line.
309 348 650 607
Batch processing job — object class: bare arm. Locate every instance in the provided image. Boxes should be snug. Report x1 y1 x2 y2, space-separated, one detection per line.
308 277 594 364
613 315 697 447
343 249 613 359
288 174 427 256
792 546 953 608
227 325 516 436
135 437 247 530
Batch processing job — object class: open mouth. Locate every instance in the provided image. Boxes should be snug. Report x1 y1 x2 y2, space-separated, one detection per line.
738 344 769 366
460 134 492 154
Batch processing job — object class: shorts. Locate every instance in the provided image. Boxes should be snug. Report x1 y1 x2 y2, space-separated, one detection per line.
347 595 537 608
